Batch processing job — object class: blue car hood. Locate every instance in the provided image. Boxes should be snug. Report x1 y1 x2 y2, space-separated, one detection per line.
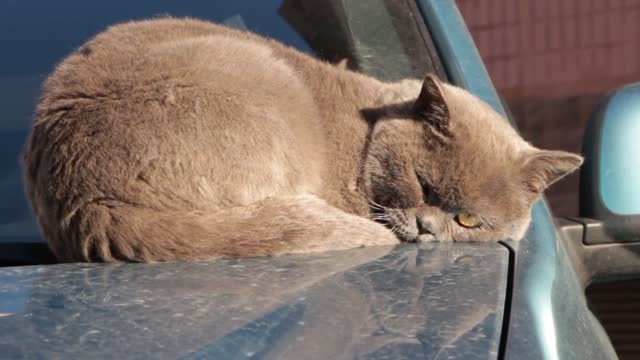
0 243 508 359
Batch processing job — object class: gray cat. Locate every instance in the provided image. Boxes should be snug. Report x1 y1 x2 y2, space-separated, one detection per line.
23 18 582 262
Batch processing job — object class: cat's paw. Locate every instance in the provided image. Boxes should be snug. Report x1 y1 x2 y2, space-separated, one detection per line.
344 216 401 247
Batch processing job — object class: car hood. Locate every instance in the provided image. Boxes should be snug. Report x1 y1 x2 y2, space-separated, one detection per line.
0 243 508 359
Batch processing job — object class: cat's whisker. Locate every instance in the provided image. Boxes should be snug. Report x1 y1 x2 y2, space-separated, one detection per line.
369 213 389 219
367 203 385 211
369 203 386 211
364 195 389 212
369 213 391 222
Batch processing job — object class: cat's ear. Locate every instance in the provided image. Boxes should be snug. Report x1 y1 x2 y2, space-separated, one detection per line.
413 74 449 127
521 150 584 194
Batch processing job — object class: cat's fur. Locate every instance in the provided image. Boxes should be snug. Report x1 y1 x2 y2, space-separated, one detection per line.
23 18 583 263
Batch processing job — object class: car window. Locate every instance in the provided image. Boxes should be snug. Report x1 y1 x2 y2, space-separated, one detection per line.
0 0 439 243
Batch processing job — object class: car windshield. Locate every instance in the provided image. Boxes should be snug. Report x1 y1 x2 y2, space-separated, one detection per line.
0 0 438 243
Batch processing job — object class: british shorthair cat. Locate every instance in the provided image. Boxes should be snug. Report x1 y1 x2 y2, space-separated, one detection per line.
23 18 582 262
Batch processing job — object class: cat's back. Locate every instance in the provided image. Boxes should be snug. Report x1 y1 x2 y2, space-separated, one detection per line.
27 18 327 212
42 18 301 108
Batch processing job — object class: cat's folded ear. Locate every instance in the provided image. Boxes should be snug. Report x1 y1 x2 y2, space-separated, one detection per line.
413 74 450 129
521 150 584 194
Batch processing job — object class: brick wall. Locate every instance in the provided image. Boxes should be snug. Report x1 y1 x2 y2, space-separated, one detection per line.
457 0 640 217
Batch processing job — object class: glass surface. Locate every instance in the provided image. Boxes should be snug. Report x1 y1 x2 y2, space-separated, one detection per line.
0 0 431 243
600 84 640 215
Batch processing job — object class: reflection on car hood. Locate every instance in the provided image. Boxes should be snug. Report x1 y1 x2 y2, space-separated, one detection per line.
0 243 508 359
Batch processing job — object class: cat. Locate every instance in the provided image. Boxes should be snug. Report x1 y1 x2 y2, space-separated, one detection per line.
23 18 583 263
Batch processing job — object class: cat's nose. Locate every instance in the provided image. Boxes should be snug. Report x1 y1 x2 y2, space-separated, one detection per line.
416 217 434 235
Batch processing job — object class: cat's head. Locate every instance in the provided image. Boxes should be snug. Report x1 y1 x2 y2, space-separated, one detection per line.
362 74 583 242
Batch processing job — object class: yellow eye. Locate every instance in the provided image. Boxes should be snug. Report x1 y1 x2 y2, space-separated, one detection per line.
456 212 482 228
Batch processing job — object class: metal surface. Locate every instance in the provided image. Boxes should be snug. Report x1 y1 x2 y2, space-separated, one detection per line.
0 243 507 359
503 209 618 360
559 217 640 284
417 1 619 359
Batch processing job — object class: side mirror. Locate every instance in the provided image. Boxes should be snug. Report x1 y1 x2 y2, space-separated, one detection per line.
580 83 640 244
559 84 640 285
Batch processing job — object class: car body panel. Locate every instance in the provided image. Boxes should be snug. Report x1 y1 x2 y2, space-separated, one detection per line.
0 243 507 359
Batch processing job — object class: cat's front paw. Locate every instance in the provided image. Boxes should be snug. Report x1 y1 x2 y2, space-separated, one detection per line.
347 217 401 247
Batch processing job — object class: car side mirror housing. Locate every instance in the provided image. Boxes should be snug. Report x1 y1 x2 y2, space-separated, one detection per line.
580 83 640 244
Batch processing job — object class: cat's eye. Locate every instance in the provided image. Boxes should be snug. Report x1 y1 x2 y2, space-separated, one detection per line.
456 212 482 228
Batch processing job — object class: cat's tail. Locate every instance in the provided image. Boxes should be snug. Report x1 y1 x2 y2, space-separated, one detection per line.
48 194 399 262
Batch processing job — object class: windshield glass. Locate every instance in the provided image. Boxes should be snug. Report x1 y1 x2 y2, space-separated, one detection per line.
0 0 437 243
